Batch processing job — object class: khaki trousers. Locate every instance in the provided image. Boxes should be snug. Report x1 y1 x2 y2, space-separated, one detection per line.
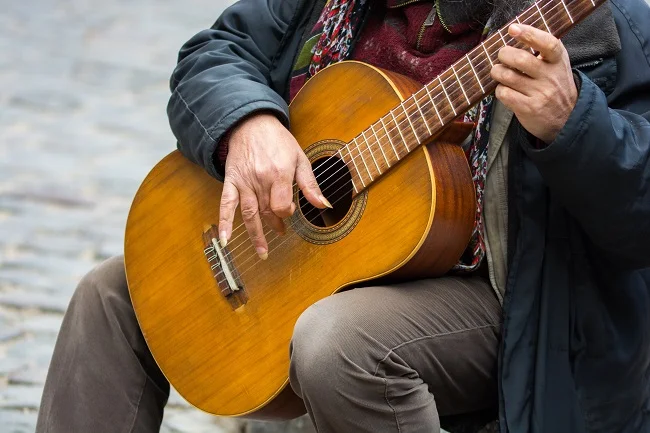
37 256 501 433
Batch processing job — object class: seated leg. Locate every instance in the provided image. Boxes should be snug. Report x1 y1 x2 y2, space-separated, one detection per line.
36 256 169 433
290 276 501 433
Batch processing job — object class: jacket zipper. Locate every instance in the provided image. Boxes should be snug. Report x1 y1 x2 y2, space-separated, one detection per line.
574 58 604 69
387 0 422 8
416 5 437 51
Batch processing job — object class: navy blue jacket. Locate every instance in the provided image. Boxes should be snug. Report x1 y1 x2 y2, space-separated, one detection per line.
167 0 650 431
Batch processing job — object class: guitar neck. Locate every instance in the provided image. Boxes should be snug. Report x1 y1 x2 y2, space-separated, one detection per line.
340 0 605 193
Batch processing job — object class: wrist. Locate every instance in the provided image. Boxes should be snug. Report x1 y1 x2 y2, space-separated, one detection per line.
231 111 283 143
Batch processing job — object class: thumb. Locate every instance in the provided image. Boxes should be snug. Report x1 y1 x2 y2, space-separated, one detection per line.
295 155 331 209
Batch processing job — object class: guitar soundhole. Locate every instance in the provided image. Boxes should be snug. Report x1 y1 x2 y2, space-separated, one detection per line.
298 155 353 228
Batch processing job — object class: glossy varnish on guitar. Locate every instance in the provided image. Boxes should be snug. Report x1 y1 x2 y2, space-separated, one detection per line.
124 0 605 419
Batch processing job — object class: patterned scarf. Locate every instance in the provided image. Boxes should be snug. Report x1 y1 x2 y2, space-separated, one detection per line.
290 0 494 272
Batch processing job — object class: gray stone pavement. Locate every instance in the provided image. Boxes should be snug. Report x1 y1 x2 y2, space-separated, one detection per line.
0 0 314 432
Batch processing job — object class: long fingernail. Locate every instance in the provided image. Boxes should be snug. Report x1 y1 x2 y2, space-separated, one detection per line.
319 195 333 209
256 247 268 260
219 231 228 248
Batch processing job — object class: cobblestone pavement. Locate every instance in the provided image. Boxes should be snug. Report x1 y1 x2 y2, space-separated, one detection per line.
0 0 315 432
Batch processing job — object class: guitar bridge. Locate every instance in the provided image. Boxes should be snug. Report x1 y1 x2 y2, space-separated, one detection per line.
202 225 248 309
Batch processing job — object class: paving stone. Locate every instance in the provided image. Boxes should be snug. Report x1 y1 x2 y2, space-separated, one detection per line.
8 366 49 386
0 385 43 410
247 417 317 433
0 408 37 433
161 407 240 433
9 90 82 114
0 292 69 314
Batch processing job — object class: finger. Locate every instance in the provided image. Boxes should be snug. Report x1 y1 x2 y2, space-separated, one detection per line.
218 178 239 247
490 64 535 96
508 24 564 63
495 84 531 114
295 155 331 209
497 46 543 79
258 187 286 235
238 188 269 260
269 177 295 218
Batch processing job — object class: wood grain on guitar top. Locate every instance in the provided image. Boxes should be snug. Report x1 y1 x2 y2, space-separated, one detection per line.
124 61 475 420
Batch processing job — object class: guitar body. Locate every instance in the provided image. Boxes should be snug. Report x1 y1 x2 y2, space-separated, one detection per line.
124 61 475 420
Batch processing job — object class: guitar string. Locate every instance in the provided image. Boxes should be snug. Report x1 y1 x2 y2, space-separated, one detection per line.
217 0 589 286
216 0 584 275
219 0 567 256
214 0 585 287
217 0 565 253
219 0 578 270
218 0 571 259
218 0 580 270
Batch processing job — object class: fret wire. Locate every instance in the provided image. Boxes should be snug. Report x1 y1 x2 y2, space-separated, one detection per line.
412 95 432 135
481 43 494 67
451 64 470 105
425 85 444 125
560 0 574 22
339 148 360 192
514 16 537 54
401 104 419 146
589 0 595 6
361 130 381 171
217 2 590 280
353 137 374 180
345 142 366 187
497 28 508 47
370 123 391 167
438 75 456 116
354 0 576 179
380 117 400 159
390 109 409 154
534 1 551 33
466 54 485 93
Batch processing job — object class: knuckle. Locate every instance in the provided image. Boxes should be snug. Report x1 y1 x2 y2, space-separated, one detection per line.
299 173 319 191
254 165 272 179
240 204 259 221
259 208 275 218
271 202 291 214
224 168 242 183
549 38 561 54
220 198 237 211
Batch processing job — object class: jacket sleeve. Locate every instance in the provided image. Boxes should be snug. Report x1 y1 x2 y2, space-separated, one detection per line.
520 0 650 268
167 0 302 180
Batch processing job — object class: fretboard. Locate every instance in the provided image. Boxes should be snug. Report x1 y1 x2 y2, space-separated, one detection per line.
340 0 605 194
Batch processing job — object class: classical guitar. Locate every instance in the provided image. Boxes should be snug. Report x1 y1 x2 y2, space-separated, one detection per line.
125 0 605 420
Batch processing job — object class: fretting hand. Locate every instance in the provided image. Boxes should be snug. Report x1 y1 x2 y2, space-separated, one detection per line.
491 24 578 143
219 113 330 260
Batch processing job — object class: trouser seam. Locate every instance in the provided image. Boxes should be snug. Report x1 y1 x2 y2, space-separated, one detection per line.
126 368 148 433
372 323 498 432
372 323 499 377
384 378 403 433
